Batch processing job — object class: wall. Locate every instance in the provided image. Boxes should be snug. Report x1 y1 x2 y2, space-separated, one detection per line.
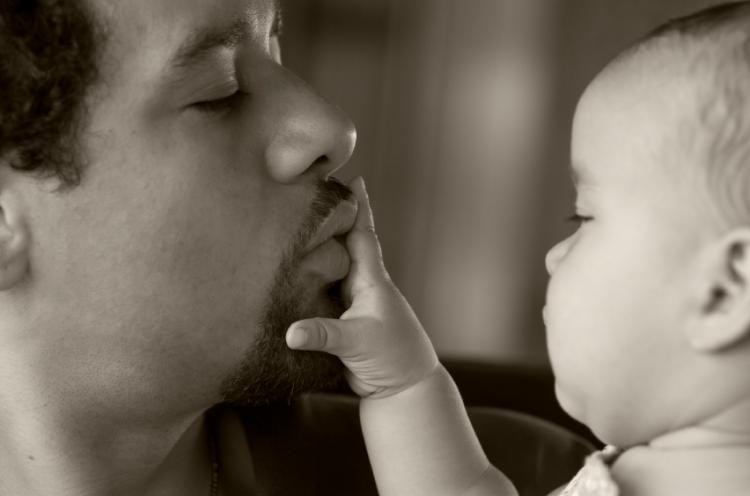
282 0 726 364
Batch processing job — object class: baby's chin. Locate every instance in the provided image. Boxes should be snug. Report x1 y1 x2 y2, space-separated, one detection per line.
554 381 587 424
555 383 663 447
554 382 618 445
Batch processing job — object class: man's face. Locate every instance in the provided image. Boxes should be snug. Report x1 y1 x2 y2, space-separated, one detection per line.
543 70 710 446
23 0 356 416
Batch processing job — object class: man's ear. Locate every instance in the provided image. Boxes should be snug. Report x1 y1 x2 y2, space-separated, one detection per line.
0 189 30 291
687 228 750 352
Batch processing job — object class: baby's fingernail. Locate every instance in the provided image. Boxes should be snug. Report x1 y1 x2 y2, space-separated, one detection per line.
286 326 308 348
350 176 367 195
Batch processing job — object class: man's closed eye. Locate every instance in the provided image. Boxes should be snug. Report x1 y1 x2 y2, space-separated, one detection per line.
192 90 246 114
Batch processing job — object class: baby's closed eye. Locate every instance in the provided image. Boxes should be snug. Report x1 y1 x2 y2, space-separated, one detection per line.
567 214 593 226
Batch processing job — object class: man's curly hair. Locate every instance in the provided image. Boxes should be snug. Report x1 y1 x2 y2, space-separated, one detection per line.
0 0 101 187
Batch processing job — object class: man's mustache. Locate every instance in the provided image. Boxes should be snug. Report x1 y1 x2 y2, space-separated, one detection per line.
293 177 354 258
310 177 354 221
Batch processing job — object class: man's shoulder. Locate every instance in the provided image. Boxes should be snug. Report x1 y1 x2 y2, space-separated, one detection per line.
227 393 380 495
233 392 364 450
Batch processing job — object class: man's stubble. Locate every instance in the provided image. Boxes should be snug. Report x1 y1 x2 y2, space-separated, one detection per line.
219 179 352 406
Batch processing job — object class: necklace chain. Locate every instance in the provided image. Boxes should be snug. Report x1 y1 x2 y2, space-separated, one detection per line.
208 409 220 496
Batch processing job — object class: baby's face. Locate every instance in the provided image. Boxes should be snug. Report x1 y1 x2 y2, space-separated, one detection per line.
543 71 712 445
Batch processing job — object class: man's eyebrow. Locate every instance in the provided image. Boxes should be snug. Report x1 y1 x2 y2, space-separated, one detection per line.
168 1 282 70
169 17 248 70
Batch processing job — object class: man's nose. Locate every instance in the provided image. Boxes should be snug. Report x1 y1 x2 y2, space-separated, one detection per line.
263 70 356 184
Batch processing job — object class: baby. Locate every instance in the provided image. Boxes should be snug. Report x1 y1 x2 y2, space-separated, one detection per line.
286 2 750 495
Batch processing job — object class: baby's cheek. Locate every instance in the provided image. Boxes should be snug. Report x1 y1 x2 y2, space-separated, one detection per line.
546 331 592 426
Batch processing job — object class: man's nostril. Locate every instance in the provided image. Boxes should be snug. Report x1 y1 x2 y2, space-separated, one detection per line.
312 155 328 166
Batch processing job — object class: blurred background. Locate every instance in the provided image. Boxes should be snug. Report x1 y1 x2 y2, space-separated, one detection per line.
281 0 725 366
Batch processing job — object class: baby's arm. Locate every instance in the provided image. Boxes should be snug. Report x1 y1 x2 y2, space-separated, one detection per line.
359 367 517 496
286 178 516 496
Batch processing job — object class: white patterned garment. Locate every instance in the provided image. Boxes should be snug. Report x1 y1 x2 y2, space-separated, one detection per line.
560 446 622 496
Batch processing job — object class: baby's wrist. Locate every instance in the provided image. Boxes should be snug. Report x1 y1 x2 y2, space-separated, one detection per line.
362 362 448 403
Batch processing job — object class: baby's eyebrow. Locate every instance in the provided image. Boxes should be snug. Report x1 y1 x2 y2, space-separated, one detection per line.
570 162 582 187
569 160 594 188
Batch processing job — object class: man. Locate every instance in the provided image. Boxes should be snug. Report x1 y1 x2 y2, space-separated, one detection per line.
0 0 358 494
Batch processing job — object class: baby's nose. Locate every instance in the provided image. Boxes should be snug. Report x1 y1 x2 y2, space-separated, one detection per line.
545 240 567 275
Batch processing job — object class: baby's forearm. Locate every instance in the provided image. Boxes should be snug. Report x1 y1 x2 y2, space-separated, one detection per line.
360 365 517 496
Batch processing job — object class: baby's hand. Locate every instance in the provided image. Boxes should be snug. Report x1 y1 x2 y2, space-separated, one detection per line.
285 178 439 398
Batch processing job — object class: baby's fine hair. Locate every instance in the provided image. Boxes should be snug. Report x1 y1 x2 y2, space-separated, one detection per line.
612 2 750 225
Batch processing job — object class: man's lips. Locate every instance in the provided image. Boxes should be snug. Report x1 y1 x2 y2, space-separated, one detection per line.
299 199 358 283
300 237 351 283
304 199 358 254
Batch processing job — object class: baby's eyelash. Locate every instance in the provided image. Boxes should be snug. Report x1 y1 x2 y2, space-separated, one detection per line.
567 214 593 224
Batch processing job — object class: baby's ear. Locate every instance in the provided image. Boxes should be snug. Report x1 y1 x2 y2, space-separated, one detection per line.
687 228 750 352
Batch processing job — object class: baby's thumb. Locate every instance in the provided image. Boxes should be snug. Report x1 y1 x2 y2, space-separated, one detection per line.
286 318 354 356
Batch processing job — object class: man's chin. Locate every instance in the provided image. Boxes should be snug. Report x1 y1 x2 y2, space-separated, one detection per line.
220 341 344 408
219 282 346 408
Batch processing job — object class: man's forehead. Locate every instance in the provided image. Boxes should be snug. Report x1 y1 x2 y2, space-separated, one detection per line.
90 0 279 65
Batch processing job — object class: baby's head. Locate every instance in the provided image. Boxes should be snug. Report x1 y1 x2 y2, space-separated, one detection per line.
544 1 750 447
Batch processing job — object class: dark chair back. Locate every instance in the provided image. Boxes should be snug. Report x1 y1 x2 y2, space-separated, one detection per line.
469 407 592 495
241 393 593 495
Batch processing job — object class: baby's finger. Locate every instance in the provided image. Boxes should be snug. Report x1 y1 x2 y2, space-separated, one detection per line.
286 317 356 356
345 178 388 297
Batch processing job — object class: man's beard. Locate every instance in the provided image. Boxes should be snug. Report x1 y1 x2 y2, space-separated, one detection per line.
219 179 353 407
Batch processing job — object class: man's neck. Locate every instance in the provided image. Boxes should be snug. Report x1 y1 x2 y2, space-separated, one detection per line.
0 398 214 496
